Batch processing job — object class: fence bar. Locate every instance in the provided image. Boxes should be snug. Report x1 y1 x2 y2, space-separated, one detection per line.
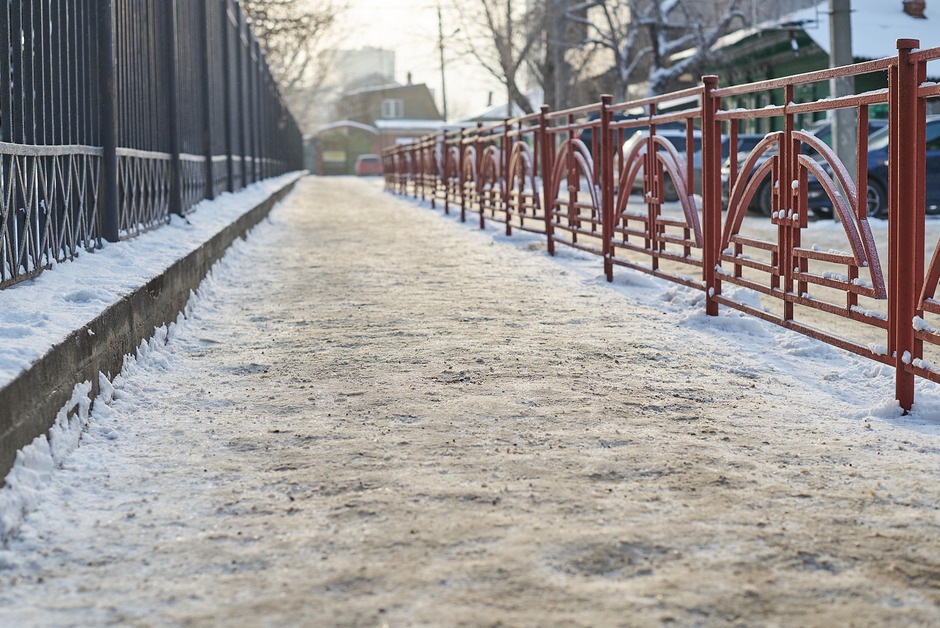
891 39 922 411
164 0 182 216
599 94 614 281
199 0 214 200
221 0 235 192
0 3 10 143
539 105 555 256
701 75 721 316
99 0 119 242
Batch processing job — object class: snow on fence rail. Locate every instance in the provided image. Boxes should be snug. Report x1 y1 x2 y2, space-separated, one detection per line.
384 39 940 413
0 0 303 290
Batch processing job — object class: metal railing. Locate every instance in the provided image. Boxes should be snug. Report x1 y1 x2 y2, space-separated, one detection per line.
384 39 940 413
1 0 304 289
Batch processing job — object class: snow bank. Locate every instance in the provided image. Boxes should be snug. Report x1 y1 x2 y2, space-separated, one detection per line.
0 172 304 390
0 173 303 545
0 381 93 544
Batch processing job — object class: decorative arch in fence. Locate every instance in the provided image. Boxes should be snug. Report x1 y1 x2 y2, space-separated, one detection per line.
384 39 940 414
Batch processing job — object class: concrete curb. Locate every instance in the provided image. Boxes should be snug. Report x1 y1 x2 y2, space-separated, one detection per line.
0 176 302 479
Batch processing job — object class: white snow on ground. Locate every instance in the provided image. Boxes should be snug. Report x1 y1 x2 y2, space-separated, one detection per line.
466 200 940 433
0 172 305 542
3 176 940 534
537 233 940 431
0 176 939 623
0 172 305 389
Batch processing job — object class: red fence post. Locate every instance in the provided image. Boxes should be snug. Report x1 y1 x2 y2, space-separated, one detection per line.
412 144 420 199
890 38 922 412
417 141 425 202
458 128 467 222
702 76 722 316
599 94 614 282
566 113 578 237
781 84 796 323
476 122 485 229
442 131 450 215
503 119 512 235
539 105 555 256
400 146 407 195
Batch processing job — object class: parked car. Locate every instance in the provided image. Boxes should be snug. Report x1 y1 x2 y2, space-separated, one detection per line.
578 111 664 153
354 154 383 176
802 118 888 150
622 127 701 201
691 134 764 196
721 119 890 216
621 129 763 200
806 116 940 218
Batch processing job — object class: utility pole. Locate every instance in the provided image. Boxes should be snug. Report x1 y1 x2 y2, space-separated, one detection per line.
507 0 513 116
829 0 856 188
437 4 448 122
551 0 569 110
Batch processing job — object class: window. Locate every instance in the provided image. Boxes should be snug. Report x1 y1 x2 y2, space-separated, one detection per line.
381 98 404 119
926 121 940 151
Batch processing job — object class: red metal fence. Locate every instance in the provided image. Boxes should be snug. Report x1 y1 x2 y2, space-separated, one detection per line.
383 39 940 413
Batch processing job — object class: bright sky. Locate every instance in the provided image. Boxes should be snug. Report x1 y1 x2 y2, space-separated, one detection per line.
339 0 503 120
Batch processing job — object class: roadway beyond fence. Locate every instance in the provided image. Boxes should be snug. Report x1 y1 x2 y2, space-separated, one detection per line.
385 39 940 413
2 177 939 625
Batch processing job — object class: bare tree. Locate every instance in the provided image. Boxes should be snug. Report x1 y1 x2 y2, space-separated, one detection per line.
644 0 747 95
563 0 642 100
452 0 544 115
565 0 748 98
528 0 602 110
241 0 344 129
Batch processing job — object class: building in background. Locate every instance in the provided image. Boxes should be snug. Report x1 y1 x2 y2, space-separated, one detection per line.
701 0 939 133
334 47 396 86
336 75 442 126
308 52 445 174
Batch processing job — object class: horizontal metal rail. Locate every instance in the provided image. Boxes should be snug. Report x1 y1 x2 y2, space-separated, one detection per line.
0 142 104 157
384 38 940 413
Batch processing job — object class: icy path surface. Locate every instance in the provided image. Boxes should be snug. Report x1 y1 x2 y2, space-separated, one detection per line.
2 177 940 625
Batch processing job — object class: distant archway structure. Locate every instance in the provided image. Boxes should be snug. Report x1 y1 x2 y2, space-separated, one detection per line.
312 120 379 175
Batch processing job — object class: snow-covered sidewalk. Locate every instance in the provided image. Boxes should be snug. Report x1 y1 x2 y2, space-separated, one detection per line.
1 176 939 625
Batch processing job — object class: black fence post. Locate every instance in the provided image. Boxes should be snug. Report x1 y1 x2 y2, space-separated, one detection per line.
199 0 214 200
19 3 35 146
250 40 260 183
221 0 235 192
98 0 120 242
164 0 183 216
0 4 10 144
235 4 248 188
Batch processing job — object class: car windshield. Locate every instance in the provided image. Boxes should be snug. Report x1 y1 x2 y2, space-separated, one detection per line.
668 136 687 152
738 136 763 153
867 125 890 151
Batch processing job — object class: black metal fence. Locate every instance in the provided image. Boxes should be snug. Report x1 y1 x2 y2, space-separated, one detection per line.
1 0 304 289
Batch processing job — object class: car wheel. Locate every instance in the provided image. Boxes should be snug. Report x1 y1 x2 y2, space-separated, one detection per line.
755 181 773 216
663 177 679 202
866 178 888 218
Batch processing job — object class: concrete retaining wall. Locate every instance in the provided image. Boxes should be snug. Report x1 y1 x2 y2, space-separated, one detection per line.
0 177 301 480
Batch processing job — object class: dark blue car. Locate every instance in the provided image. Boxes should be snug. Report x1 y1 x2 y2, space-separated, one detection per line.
807 116 940 218
722 119 889 216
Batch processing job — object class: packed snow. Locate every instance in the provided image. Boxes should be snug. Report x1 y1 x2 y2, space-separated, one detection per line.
0 172 305 389
0 172 305 544
0 176 939 624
